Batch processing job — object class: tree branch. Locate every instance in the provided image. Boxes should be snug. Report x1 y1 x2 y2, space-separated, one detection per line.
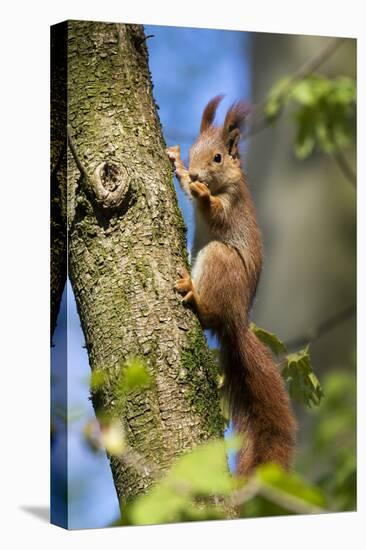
246 37 347 138
245 37 356 189
165 37 351 170
285 303 356 350
67 125 89 180
230 477 327 515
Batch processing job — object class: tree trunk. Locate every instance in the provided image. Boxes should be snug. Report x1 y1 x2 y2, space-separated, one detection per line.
65 20 224 508
50 24 67 339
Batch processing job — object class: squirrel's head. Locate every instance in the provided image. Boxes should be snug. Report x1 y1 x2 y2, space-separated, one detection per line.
188 95 249 194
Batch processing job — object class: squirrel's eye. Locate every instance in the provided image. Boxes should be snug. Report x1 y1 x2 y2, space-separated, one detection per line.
213 153 222 163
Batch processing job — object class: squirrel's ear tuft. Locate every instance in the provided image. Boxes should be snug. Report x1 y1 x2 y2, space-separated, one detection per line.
223 101 250 134
200 94 225 134
223 101 250 156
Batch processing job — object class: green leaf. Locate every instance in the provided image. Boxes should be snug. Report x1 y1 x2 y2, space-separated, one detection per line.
282 347 324 407
291 80 317 106
301 371 356 511
119 357 152 393
241 464 326 518
264 77 291 122
266 74 356 160
250 322 287 356
257 463 326 508
248 324 323 408
90 369 108 391
125 481 227 526
329 76 356 105
294 107 316 158
169 438 237 496
125 438 238 525
294 134 315 159
127 482 191 525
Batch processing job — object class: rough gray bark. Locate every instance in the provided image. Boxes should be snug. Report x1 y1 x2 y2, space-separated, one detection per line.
66 20 224 508
51 24 67 339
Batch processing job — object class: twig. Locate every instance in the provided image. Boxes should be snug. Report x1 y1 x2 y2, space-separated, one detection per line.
140 34 154 44
285 303 356 350
258 484 326 515
67 125 89 180
166 39 349 150
230 478 261 506
246 37 347 138
230 477 326 515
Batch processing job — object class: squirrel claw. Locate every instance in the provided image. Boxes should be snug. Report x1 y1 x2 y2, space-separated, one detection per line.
181 290 195 305
189 182 210 200
166 146 180 164
174 269 194 296
174 278 192 294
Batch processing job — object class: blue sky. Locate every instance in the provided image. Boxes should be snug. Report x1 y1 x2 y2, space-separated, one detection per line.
51 23 251 530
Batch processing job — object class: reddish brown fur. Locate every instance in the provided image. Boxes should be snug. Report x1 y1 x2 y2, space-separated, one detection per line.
167 96 296 476
223 100 250 135
200 94 224 134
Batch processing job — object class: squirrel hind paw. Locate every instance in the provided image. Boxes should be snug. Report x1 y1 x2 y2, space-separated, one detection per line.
174 277 193 295
177 267 189 278
181 290 195 305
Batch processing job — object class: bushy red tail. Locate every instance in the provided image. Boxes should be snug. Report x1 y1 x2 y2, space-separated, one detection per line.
221 326 297 475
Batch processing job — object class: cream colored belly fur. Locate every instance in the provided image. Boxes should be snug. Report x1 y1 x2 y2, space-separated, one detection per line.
191 241 218 288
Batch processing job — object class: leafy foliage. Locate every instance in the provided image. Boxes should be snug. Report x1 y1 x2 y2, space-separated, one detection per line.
241 463 326 518
123 438 240 525
297 371 356 511
265 77 292 121
120 439 325 526
118 357 152 393
250 322 287 356
265 74 356 159
85 337 331 527
282 347 324 407
85 358 152 455
249 323 323 408
114 365 357 527
89 350 327 526
90 356 152 397
90 368 108 391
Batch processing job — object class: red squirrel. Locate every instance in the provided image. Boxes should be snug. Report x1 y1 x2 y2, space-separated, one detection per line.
167 95 296 475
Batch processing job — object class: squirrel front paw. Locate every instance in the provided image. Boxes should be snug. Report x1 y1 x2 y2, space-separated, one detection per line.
166 145 181 165
189 182 211 203
166 146 192 194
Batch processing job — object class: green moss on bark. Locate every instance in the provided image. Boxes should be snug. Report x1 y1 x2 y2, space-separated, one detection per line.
180 325 225 438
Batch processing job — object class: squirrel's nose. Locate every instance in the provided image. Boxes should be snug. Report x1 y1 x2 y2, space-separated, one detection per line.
189 172 199 182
